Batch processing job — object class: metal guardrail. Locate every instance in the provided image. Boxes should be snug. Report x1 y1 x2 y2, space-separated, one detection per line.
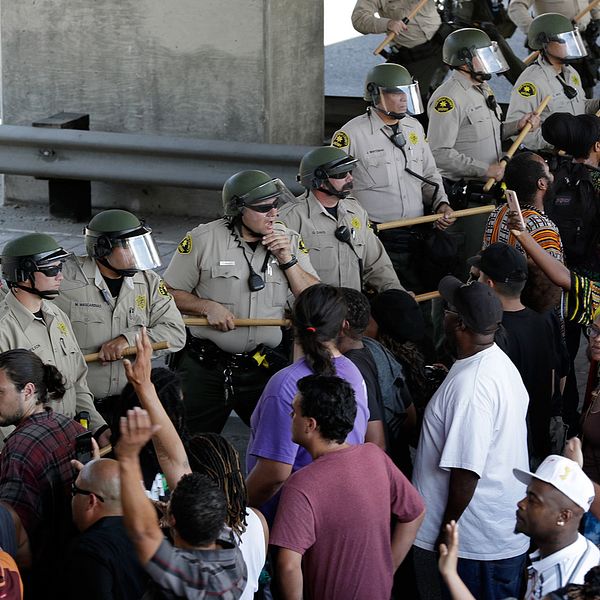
0 124 313 193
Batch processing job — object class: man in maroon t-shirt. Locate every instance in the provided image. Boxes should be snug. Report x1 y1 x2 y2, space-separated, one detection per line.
271 374 425 600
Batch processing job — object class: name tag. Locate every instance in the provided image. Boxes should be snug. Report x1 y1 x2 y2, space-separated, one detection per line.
219 261 236 266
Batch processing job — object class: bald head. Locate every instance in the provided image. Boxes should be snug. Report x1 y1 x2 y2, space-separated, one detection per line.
78 459 121 510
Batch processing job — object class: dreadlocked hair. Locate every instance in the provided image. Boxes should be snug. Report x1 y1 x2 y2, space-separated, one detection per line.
292 284 347 376
186 433 248 539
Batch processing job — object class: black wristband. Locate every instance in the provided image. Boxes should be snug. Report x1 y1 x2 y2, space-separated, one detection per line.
279 255 298 271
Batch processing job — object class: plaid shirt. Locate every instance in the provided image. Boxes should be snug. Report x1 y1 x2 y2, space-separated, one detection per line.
144 531 247 600
0 409 83 565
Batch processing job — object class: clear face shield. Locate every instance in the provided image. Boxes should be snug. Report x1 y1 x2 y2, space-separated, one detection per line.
324 156 359 178
380 82 424 116
108 231 162 271
241 178 297 210
547 28 588 60
471 42 510 74
36 249 88 292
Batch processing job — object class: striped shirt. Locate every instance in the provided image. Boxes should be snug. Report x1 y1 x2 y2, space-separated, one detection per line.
525 533 600 599
567 272 600 326
482 203 564 262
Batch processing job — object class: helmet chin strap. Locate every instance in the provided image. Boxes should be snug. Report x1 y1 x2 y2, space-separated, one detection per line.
238 214 265 239
542 48 572 65
98 258 138 278
11 281 59 300
316 181 350 200
371 104 406 120
463 62 491 83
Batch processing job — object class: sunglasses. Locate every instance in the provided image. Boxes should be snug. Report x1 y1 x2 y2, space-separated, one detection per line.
587 325 600 339
37 263 63 277
71 481 104 502
245 199 279 213
329 170 352 179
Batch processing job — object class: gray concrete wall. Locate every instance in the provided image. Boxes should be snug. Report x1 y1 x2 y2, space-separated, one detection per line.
1 0 323 216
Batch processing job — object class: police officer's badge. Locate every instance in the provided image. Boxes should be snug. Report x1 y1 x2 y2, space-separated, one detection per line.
332 131 350 149
158 281 170 297
298 237 309 254
177 235 192 254
409 132 419 145
351 216 361 230
433 97 455 113
57 322 69 335
517 83 536 97
135 295 147 310
572 74 580 86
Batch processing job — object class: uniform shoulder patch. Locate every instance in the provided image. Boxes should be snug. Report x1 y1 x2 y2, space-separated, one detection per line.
158 280 170 297
177 235 192 254
517 82 537 97
408 131 419 145
433 97 455 113
332 131 350 149
298 237 309 254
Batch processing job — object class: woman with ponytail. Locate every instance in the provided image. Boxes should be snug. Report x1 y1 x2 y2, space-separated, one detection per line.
0 349 85 598
245 284 369 524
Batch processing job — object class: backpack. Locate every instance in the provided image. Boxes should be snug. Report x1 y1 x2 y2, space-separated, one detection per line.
545 162 600 269
0 550 22 600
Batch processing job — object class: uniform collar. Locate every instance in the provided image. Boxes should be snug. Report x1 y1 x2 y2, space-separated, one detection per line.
306 190 357 221
5 290 54 330
536 54 570 78
83 255 137 291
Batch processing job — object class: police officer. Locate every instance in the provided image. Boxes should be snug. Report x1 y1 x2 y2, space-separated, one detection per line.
428 28 540 188
0 233 108 444
278 146 402 293
509 0 600 97
351 0 446 99
52 209 186 422
331 63 455 292
164 170 319 433
506 13 600 152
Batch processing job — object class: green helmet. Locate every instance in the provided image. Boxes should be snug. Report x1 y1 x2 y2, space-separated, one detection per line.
297 147 358 190
84 209 160 273
528 13 587 59
222 170 292 217
442 28 509 76
363 63 424 116
1 233 70 283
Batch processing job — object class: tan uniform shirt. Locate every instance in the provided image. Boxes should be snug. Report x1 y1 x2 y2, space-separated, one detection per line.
508 0 600 33
163 218 318 354
278 191 402 293
52 257 187 399
351 0 441 48
0 291 104 428
332 110 448 223
427 70 520 181
506 56 600 150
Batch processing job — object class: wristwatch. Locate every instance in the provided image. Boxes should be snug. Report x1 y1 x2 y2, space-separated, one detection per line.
278 255 298 271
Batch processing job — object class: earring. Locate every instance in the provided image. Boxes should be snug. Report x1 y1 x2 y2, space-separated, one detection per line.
557 520 565 526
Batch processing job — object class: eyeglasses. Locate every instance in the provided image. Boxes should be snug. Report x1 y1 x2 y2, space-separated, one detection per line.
71 481 104 502
37 263 63 277
587 325 600 339
329 170 352 180
245 199 279 213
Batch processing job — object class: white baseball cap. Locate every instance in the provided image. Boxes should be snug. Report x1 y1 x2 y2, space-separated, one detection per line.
514 455 595 512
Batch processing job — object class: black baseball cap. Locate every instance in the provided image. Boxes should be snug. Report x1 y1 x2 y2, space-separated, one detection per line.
439 275 503 335
467 242 528 284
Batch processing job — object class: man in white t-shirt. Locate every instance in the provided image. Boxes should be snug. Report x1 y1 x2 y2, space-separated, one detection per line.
514 455 598 600
412 276 530 600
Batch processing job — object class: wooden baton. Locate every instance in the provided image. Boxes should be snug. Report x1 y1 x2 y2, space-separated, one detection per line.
373 0 430 55
184 317 291 327
483 94 551 192
376 204 495 232
524 0 600 65
84 340 170 363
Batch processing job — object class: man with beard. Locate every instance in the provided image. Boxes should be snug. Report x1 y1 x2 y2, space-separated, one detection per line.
412 276 530 600
513 455 599 599
164 170 319 433
278 147 402 293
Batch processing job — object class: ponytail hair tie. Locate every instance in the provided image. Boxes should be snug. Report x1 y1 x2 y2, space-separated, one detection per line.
306 326 316 333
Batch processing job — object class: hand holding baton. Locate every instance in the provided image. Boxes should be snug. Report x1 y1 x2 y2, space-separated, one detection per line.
373 0 430 55
84 340 170 363
483 95 551 192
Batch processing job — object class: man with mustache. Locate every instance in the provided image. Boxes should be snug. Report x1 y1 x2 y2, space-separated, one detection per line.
278 147 402 293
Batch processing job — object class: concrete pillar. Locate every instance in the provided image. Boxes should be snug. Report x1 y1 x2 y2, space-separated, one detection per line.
0 0 324 216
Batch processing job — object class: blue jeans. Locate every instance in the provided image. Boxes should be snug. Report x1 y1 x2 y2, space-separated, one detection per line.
447 553 527 600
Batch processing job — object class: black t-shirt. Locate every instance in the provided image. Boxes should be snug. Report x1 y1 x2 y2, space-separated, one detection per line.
344 347 383 422
496 308 561 460
104 276 124 298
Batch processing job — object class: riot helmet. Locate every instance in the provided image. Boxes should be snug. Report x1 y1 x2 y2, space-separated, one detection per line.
528 13 587 62
364 63 423 118
297 147 358 199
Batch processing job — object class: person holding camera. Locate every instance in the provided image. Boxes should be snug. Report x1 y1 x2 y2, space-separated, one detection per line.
164 170 318 434
278 147 402 294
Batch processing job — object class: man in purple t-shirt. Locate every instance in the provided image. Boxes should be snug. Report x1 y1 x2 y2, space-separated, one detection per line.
270 375 425 600
246 354 369 523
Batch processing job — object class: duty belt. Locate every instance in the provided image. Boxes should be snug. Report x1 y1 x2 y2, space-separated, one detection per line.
187 336 269 371
389 30 443 63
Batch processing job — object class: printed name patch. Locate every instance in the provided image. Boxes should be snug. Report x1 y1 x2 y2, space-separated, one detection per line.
433 97 455 113
518 82 536 97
